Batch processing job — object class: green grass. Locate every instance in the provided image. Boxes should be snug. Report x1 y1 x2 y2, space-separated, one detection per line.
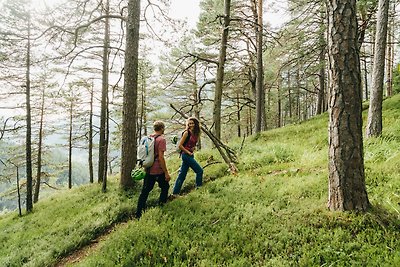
1 95 400 266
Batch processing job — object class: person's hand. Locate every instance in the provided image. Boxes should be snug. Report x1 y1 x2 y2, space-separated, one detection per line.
165 173 171 182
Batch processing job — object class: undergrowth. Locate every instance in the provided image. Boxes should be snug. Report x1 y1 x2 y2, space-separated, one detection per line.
0 95 400 266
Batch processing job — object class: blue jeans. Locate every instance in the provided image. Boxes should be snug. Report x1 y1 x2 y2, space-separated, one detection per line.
173 153 203 194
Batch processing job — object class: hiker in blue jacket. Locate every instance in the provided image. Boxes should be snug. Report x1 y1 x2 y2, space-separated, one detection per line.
172 117 203 196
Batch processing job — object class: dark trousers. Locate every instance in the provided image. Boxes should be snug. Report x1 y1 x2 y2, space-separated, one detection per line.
136 173 169 218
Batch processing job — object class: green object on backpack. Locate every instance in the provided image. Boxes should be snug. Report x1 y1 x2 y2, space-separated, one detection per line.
131 168 146 180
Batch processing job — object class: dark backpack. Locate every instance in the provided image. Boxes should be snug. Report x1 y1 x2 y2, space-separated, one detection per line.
173 130 191 153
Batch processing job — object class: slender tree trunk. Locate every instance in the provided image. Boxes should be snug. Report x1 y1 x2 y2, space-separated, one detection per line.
13 163 22 216
253 0 265 133
236 92 241 137
99 0 110 184
25 12 33 213
366 0 389 138
88 82 94 183
386 4 394 97
296 69 301 121
213 0 231 140
247 104 252 136
102 0 110 192
277 81 282 128
103 92 109 192
34 86 45 203
288 70 292 118
317 26 326 114
120 0 140 188
363 46 369 100
385 31 392 96
68 98 73 189
317 6 327 114
327 0 370 212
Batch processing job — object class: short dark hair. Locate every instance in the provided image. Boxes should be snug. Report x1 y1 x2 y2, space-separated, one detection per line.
153 121 165 132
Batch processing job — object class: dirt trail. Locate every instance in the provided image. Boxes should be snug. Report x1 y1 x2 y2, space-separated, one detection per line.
54 222 128 266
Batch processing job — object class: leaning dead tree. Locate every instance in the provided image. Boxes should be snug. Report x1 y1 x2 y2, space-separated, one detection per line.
170 104 238 175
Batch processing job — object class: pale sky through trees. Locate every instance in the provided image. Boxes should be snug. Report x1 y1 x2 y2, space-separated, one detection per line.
170 0 288 29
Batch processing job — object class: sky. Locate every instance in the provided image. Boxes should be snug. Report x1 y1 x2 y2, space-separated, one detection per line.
169 0 201 29
169 0 288 29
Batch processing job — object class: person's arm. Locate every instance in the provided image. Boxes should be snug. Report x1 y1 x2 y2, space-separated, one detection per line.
158 150 170 182
178 131 193 156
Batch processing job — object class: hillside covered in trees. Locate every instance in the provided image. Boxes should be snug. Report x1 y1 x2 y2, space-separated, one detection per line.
0 0 400 264
1 94 399 266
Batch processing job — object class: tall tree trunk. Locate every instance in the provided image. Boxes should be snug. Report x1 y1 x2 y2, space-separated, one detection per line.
253 0 265 133
99 0 110 185
34 86 45 203
120 0 140 188
25 11 33 213
101 0 110 192
68 98 73 189
366 0 389 138
327 0 370 212
88 82 94 183
213 0 231 140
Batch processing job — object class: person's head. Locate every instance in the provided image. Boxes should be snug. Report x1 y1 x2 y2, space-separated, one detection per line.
186 117 200 137
153 121 165 134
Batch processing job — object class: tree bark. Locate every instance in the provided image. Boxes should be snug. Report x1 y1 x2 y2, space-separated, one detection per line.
99 0 110 186
25 12 33 213
277 82 282 128
327 0 370 211
68 97 73 189
101 0 110 193
317 18 326 115
88 82 94 183
34 86 45 203
213 0 231 140
120 0 140 188
255 0 265 133
366 0 389 138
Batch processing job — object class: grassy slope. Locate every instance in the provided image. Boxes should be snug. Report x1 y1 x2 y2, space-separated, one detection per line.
1 96 400 267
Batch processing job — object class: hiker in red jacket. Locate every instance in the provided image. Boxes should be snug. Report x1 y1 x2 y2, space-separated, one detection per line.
136 121 171 218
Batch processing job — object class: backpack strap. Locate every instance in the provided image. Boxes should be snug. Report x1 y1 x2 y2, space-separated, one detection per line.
182 130 191 146
179 130 191 155
153 135 161 161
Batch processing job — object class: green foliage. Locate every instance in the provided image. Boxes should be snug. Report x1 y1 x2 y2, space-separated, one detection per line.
0 177 141 267
1 96 400 266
